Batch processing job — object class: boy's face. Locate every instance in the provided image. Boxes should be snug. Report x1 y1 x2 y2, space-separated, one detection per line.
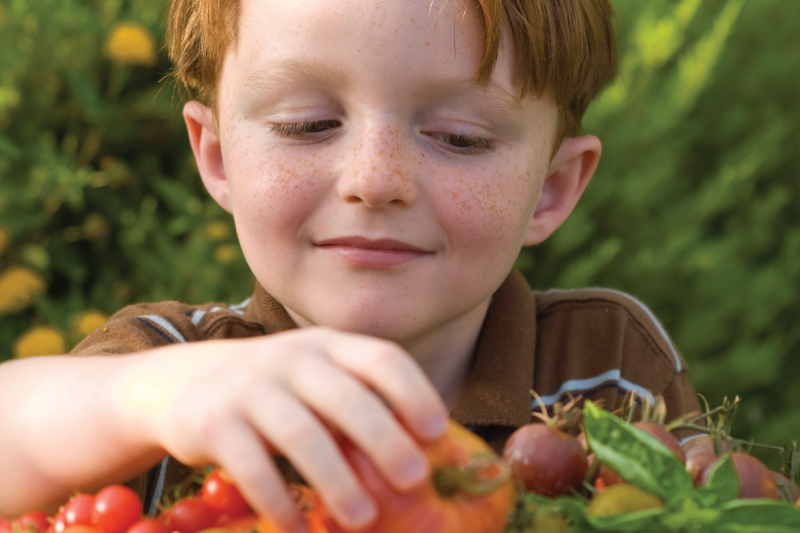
190 0 597 346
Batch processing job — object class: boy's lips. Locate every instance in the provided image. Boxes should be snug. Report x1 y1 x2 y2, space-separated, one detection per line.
315 236 433 267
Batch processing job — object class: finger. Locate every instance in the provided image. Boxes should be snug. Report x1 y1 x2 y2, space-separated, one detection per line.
210 418 308 533
323 332 448 440
246 387 377 531
289 357 430 491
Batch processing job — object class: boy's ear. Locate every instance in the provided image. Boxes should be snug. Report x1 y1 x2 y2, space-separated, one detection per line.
523 135 602 246
183 101 232 213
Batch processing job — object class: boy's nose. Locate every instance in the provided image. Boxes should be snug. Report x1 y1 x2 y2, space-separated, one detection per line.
337 126 418 208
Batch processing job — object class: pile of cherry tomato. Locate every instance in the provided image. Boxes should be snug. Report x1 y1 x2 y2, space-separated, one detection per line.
0 470 257 533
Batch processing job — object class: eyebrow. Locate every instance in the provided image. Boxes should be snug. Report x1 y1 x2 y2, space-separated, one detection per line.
243 58 522 112
244 59 349 94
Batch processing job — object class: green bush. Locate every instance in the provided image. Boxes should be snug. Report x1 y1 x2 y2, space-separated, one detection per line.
1 0 798 459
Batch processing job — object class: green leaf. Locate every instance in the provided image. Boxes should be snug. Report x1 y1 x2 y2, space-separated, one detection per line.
695 454 739 506
0 132 21 160
583 401 694 502
715 499 800 532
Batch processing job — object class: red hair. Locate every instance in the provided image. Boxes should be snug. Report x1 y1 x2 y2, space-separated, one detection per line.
166 0 616 141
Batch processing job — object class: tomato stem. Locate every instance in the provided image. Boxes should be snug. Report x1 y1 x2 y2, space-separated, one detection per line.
432 452 510 498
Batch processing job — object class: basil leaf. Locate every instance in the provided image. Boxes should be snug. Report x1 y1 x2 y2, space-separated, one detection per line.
583 401 693 503
714 499 800 532
695 454 740 506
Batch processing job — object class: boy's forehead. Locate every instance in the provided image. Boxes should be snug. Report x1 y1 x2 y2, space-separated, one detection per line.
230 0 491 91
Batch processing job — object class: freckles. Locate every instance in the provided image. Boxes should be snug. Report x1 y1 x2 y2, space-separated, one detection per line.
441 163 533 246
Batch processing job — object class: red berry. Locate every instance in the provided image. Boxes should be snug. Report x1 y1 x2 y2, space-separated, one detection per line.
125 519 170 533
503 423 587 497
65 495 96 527
699 453 780 499
19 512 52 533
159 497 217 533
202 470 250 519
91 485 142 533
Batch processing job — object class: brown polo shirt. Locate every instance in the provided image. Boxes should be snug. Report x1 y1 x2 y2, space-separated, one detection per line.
71 269 698 513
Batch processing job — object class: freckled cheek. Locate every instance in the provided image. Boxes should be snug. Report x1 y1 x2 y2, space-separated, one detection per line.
437 168 537 249
226 150 325 236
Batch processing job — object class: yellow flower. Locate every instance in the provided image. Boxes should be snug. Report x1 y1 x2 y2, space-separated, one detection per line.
104 23 156 66
14 326 66 358
205 221 232 242
0 225 9 257
214 244 240 264
0 266 46 315
74 310 109 339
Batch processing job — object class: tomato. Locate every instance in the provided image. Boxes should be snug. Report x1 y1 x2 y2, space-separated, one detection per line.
586 483 664 517
48 510 67 533
125 519 170 533
211 513 259 532
159 497 218 533
699 453 779 499
62 527 103 533
91 485 142 533
201 470 250 520
325 421 514 533
0 517 13 533
503 424 587 497
682 435 728 484
18 512 52 533
64 495 96 528
771 472 800 502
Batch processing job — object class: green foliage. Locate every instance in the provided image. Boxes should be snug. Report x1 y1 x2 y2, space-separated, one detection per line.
0 0 798 454
519 0 800 459
0 0 252 351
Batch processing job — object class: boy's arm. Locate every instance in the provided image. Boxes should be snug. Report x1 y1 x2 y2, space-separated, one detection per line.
0 330 448 533
0 352 167 516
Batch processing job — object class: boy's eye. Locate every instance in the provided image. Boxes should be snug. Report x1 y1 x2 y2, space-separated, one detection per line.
424 131 496 154
270 120 341 139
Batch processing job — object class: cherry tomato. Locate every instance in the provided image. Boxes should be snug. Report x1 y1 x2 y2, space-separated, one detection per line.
586 483 664 517
503 423 587 497
771 471 800 502
65 495 96 527
700 453 779 499
201 470 250 519
682 435 729 483
212 513 259 532
1 517 13 533
62 527 103 533
159 497 218 533
91 485 142 533
48 510 67 533
18 512 52 533
125 519 170 533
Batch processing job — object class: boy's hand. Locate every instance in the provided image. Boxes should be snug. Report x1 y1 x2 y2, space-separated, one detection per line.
125 328 448 533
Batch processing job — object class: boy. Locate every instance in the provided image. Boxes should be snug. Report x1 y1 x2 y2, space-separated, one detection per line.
0 0 699 531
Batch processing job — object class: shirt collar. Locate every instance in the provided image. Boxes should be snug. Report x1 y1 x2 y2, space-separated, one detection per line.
450 269 536 430
247 269 536 430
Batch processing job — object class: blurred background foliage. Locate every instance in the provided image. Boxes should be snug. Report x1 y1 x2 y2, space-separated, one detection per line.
0 0 797 461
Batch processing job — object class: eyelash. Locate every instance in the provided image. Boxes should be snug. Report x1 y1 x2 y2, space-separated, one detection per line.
270 121 495 154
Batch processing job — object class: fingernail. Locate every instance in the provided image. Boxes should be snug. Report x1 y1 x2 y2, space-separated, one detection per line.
399 455 428 486
348 498 377 528
425 415 447 438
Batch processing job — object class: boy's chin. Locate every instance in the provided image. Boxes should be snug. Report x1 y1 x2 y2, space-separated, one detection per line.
288 305 437 345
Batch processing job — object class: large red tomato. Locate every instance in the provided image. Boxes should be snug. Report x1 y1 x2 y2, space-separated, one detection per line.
324 421 515 533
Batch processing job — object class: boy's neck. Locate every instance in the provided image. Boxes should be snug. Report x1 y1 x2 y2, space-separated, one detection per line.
399 298 492 411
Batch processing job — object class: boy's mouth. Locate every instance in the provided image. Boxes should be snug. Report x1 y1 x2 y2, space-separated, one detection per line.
315 236 433 267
